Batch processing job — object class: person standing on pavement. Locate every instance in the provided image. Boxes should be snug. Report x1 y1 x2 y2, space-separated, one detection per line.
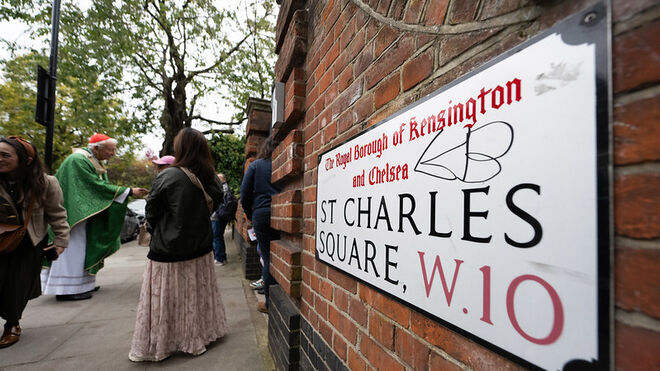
0 136 70 348
129 128 227 362
240 135 281 313
211 173 237 265
40 133 148 301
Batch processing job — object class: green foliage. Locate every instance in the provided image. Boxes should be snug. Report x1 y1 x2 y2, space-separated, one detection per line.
208 133 245 194
0 49 142 171
107 153 157 190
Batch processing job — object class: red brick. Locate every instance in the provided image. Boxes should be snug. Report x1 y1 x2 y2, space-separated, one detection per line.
374 73 400 109
402 49 433 91
424 0 450 25
615 321 660 371
271 203 303 218
613 21 660 93
613 95 660 164
353 93 374 124
447 0 479 24
349 297 369 328
403 0 425 23
369 312 395 350
410 311 524 370
359 284 410 327
359 334 405 371
353 45 374 78
328 304 358 344
303 186 317 202
327 266 358 294
315 294 328 320
374 25 399 58
438 29 499 67
348 346 368 371
479 0 519 20
375 0 390 15
301 282 313 305
613 0 658 21
310 271 320 291
274 9 308 82
335 288 349 312
318 68 333 94
429 352 463 371
320 278 334 301
614 173 660 238
275 0 306 53
338 66 353 92
395 327 431 370
303 234 316 254
323 120 337 143
340 28 366 72
271 218 302 234
319 318 333 344
272 239 302 265
365 34 415 89
303 219 314 235
337 110 353 133
339 13 358 51
333 332 348 361
272 189 302 205
615 247 660 317
389 0 405 19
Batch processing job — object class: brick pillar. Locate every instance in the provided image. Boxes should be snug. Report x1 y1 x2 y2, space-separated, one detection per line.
236 97 271 280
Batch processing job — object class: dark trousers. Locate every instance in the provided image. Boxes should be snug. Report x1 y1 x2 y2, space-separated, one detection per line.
212 219 227 262
252 208 278 307
0 236 44 326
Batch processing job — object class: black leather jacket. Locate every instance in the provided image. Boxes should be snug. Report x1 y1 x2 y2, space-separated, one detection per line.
145 167 223 262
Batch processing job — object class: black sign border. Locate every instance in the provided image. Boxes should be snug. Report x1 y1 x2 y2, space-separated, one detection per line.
314 2 612 370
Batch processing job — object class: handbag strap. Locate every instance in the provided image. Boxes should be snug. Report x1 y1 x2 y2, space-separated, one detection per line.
178 167 214 213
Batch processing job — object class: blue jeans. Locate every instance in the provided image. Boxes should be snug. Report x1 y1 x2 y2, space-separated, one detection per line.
252 208 278 307
212 220 227 262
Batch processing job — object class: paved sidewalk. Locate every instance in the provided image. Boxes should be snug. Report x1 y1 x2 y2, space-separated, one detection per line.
0 232 273 371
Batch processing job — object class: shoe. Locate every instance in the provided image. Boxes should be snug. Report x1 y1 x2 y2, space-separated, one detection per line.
257 288 265 295
56 292 93 301
257 302 268 314
0 325 21 348
250 279 264 290
215 260 227 266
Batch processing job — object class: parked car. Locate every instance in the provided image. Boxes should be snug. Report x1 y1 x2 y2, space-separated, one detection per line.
128 199 146 226
120 208 140 242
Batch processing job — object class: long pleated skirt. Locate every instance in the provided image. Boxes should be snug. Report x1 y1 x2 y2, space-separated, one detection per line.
129 252 227 361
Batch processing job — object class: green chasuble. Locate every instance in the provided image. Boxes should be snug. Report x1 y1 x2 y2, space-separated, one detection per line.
54 148 128 274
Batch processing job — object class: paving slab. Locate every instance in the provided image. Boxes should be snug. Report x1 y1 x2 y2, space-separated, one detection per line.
0 232 273 371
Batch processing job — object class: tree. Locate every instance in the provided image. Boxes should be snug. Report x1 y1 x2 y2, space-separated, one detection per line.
208 132 245 195
83 0 276 155
0 1 148 170
1 0 276 157
0 49 141 170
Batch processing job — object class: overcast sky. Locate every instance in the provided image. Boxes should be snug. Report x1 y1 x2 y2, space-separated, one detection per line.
0 1 256 156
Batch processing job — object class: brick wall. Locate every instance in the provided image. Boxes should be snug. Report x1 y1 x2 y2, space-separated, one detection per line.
266 0 660 370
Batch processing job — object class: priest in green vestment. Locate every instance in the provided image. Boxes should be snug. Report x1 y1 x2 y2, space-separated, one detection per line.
41 133 148 301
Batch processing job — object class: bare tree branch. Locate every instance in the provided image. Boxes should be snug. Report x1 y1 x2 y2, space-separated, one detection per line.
188 34 249 77
190 115 245 126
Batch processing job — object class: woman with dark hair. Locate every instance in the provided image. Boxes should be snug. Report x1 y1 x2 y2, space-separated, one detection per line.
129 128 226 362
240 135 281 313
0 136 69 348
